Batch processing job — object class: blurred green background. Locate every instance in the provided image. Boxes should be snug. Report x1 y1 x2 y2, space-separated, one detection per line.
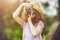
0 0 58 40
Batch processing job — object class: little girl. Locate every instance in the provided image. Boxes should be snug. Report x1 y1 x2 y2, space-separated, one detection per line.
12 1 45 40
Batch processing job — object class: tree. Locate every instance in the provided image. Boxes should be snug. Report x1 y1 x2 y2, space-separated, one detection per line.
47 0 60 40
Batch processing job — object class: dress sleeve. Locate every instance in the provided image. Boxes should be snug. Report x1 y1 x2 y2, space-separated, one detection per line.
38 21 44 28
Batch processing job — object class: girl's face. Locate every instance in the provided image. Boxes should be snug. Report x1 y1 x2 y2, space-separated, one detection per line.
32 9 40 21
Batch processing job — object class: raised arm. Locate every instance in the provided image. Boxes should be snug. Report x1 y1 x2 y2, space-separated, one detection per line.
12 3 25 26
12 3 32 26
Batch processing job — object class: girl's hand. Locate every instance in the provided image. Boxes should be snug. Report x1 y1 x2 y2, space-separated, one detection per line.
20 3 29 8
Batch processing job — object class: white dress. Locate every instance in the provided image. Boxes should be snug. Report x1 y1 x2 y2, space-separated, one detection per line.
22 21 44 40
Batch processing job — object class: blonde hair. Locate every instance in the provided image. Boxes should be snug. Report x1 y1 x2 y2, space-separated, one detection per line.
21 2 45 25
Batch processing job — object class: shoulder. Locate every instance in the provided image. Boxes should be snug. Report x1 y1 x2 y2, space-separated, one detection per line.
38 21 44 28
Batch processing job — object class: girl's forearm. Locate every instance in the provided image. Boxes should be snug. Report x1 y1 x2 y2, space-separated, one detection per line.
13 3 29 17
12 4 24 26
28 21 38 36
13 4 24 17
